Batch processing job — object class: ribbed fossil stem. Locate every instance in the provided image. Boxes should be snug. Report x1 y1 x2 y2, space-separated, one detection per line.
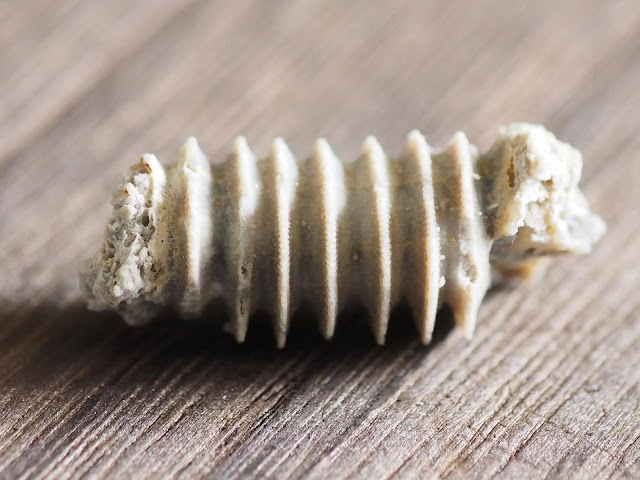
398 131 440 344
304 139 347 340
81 124 606 346
220 137 261 343
440 133 491 338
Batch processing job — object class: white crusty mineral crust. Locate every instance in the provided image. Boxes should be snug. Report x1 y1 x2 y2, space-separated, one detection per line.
482 124 606 267
82 153 167 325
81 124 605 346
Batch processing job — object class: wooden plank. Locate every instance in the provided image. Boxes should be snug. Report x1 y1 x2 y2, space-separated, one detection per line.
0 0 196 164
0 0 639 478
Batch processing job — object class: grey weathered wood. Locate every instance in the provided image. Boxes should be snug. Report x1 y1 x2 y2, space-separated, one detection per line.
1 0 639 478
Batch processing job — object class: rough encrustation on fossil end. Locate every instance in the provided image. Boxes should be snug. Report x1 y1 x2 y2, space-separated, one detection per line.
81 123 605 346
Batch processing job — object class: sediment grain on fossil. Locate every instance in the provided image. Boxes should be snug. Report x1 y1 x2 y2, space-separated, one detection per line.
81 124 605 347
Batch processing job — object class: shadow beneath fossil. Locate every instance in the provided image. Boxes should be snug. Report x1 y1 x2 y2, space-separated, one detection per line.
0 294 460 391
0 268 522 396
0 296 462 478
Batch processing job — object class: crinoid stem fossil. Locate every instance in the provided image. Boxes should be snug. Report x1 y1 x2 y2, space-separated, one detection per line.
81 123 605 347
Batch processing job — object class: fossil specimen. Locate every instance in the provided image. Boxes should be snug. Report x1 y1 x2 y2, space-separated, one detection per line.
81 123 605 347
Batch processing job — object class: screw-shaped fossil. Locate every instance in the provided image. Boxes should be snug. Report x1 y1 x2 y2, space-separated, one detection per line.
81 123 605 347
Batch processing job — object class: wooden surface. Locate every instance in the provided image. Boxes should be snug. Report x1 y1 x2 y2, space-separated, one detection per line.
1 1 639 478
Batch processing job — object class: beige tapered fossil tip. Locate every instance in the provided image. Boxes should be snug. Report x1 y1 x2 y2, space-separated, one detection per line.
81 123 604 346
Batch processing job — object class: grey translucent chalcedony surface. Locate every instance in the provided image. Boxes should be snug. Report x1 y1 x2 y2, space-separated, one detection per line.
81 123 605 347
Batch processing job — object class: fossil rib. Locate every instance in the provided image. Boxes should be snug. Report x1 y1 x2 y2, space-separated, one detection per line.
81 123 605 347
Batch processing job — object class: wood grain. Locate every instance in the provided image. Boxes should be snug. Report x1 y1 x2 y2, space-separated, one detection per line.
1 0 639 478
